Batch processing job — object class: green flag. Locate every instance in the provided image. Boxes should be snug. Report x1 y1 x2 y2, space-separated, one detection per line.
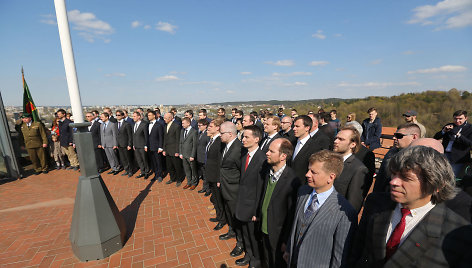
22 67 40 122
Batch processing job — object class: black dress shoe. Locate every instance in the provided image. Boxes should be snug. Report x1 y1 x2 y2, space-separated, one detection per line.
176 181 182 187
113 170 120 175
128 173 133 178
121 172 129 176
157 177 163 182
204 192 211 196
235 257 250 266
230 246 244 257
136 173 145 178
33 171 41 175
213 222 225 231
209 217 219 222
42 170 48 174
107 170 115 174
166 180 174 184
219 232 236 240
144 173 150 179
198 189 206 193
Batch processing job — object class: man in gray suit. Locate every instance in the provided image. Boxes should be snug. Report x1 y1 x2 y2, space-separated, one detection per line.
99 112 121 174
284 150 357 268
179 117 198 189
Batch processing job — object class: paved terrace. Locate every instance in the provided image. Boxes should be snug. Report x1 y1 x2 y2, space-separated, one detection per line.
0 169 243 267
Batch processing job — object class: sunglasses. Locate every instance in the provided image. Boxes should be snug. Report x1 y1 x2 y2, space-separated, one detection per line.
394 133 414 139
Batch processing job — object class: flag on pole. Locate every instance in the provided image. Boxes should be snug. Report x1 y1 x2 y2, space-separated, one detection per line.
22 67 40 122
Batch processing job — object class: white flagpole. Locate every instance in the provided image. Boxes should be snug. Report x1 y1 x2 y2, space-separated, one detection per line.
54 0 84 123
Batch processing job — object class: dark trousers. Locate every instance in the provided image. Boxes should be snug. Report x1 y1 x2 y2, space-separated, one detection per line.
94 147 107 170
166 155 184 182
262 233 285 268
117 147 132 173
134 148 149 174
241 221 261 266
208 182 226 224
224 199 243 247
148 150 163 178
198 162 209 191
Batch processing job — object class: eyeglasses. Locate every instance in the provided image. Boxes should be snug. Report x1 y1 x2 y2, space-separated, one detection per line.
115 114 122 117
281 122 291 124
393 133 414 139
220 131 231 134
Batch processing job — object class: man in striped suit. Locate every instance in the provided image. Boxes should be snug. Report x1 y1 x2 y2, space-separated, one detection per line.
284 150 357 268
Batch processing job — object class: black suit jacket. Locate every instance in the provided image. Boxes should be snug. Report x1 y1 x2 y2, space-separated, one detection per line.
132 121 149 149
319 124 335 146
258 166 300 252
334 154 369 212
236 149 266 222
108 116 117 123
205 136 222 183
58 118 74 146
197 130 210 163
434 122 472 164
350 193 472 268
163 121 181 155
279 128 297 146
89 120 101 148
354 145 376 197
116 121 133 148
148 121 164 151
260 133 282 153
220 139 244 201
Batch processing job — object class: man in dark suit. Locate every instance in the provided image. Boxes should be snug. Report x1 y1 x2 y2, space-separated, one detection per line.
184 109 198 129
179 117 198 189
147 110 165 181
235 125 266 267
284 150 357 268
333 126 369 212
132 111 150 179
350 146 471 268
86 112 108 173
361 107 382 151
123 109 134 126
115 110 134 177
251 111 264 131
163 112 185 186
279 116 297 145
290 115 328 184
318 112 335 144
170 107 182 125
218 121 245 257
56 109 79 170
198 109 212 123
260 115 282 153
354 144 376 197
205 118 226 230
259 138 300 268
308 113 332 149
242 115 255 127
434 110 472 177
196 119 211 195
103 107 117 123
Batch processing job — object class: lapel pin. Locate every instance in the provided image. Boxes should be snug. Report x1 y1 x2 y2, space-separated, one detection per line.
415 243 420 247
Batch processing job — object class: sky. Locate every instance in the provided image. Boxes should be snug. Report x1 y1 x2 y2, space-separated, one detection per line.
1 0 471 106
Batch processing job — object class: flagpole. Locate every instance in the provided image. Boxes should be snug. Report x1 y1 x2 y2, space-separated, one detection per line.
53 0 84 123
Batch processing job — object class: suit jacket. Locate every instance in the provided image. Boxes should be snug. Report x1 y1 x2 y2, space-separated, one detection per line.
163 121 181 155
279 128 297 146
290 132 330 184
58 118 74 146
434 122 472 164
334 154 369 212
361 117 382 150
205 136 222 183
354 145 376 197
20 121 48 149
258 166 300 254
100 121 118 148
116 121 133 148
260 133 282 153
108 116 117 123
89 120 101 148
132 121 149 149
287 186 357 268
236 149 266 222
190 119 198 130
350 193 472 268
124 116 134 126
179 127 197 158
197 130 210 163
148 121 164 151
319 123 335 146
220 139 244 201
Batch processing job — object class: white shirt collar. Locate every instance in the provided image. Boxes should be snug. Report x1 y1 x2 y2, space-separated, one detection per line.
267 132 277 139
298 134 310 145
310 128 319 137
343 153 352 161
225 137 237 149
248 146 260 157
212 133 220 139
185 126 192 131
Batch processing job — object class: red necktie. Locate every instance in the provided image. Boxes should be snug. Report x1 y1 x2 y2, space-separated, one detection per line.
385 208 411 260
245 153 250 171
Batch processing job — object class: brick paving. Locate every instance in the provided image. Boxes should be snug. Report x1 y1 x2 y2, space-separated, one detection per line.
0 169 245 267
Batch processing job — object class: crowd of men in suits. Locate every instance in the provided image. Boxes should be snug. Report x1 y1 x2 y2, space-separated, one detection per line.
17 106 472 267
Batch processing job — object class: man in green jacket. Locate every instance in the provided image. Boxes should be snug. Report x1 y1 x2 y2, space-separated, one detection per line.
19 113 48 174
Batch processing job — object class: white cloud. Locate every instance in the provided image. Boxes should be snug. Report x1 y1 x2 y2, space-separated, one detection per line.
402 50 415 55
370 59 383 65
312 30 326 39
67 10 114 43
131 21 141 28
226 90 235 94
40 14 56 25
408 0 472 29
105 73 126 77
334 33 343 37
156 21 178 34
156 75 179 81
265 60 295 66
144 25 151 29
180 81 220 86
335 68 345 71
288 82 308 86
309 61 330 66
337 81 421 88
240 71 252 75
272 72 312 77
407 65 467 74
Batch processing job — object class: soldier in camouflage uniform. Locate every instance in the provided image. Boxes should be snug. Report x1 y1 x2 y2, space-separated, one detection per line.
19 113 49 174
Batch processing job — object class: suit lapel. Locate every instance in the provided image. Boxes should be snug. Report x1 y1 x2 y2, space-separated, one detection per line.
293 138 312 162
222 140 236 163
371 209 394 260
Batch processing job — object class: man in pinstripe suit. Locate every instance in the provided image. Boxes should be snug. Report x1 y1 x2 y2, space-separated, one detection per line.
284 150 357 268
